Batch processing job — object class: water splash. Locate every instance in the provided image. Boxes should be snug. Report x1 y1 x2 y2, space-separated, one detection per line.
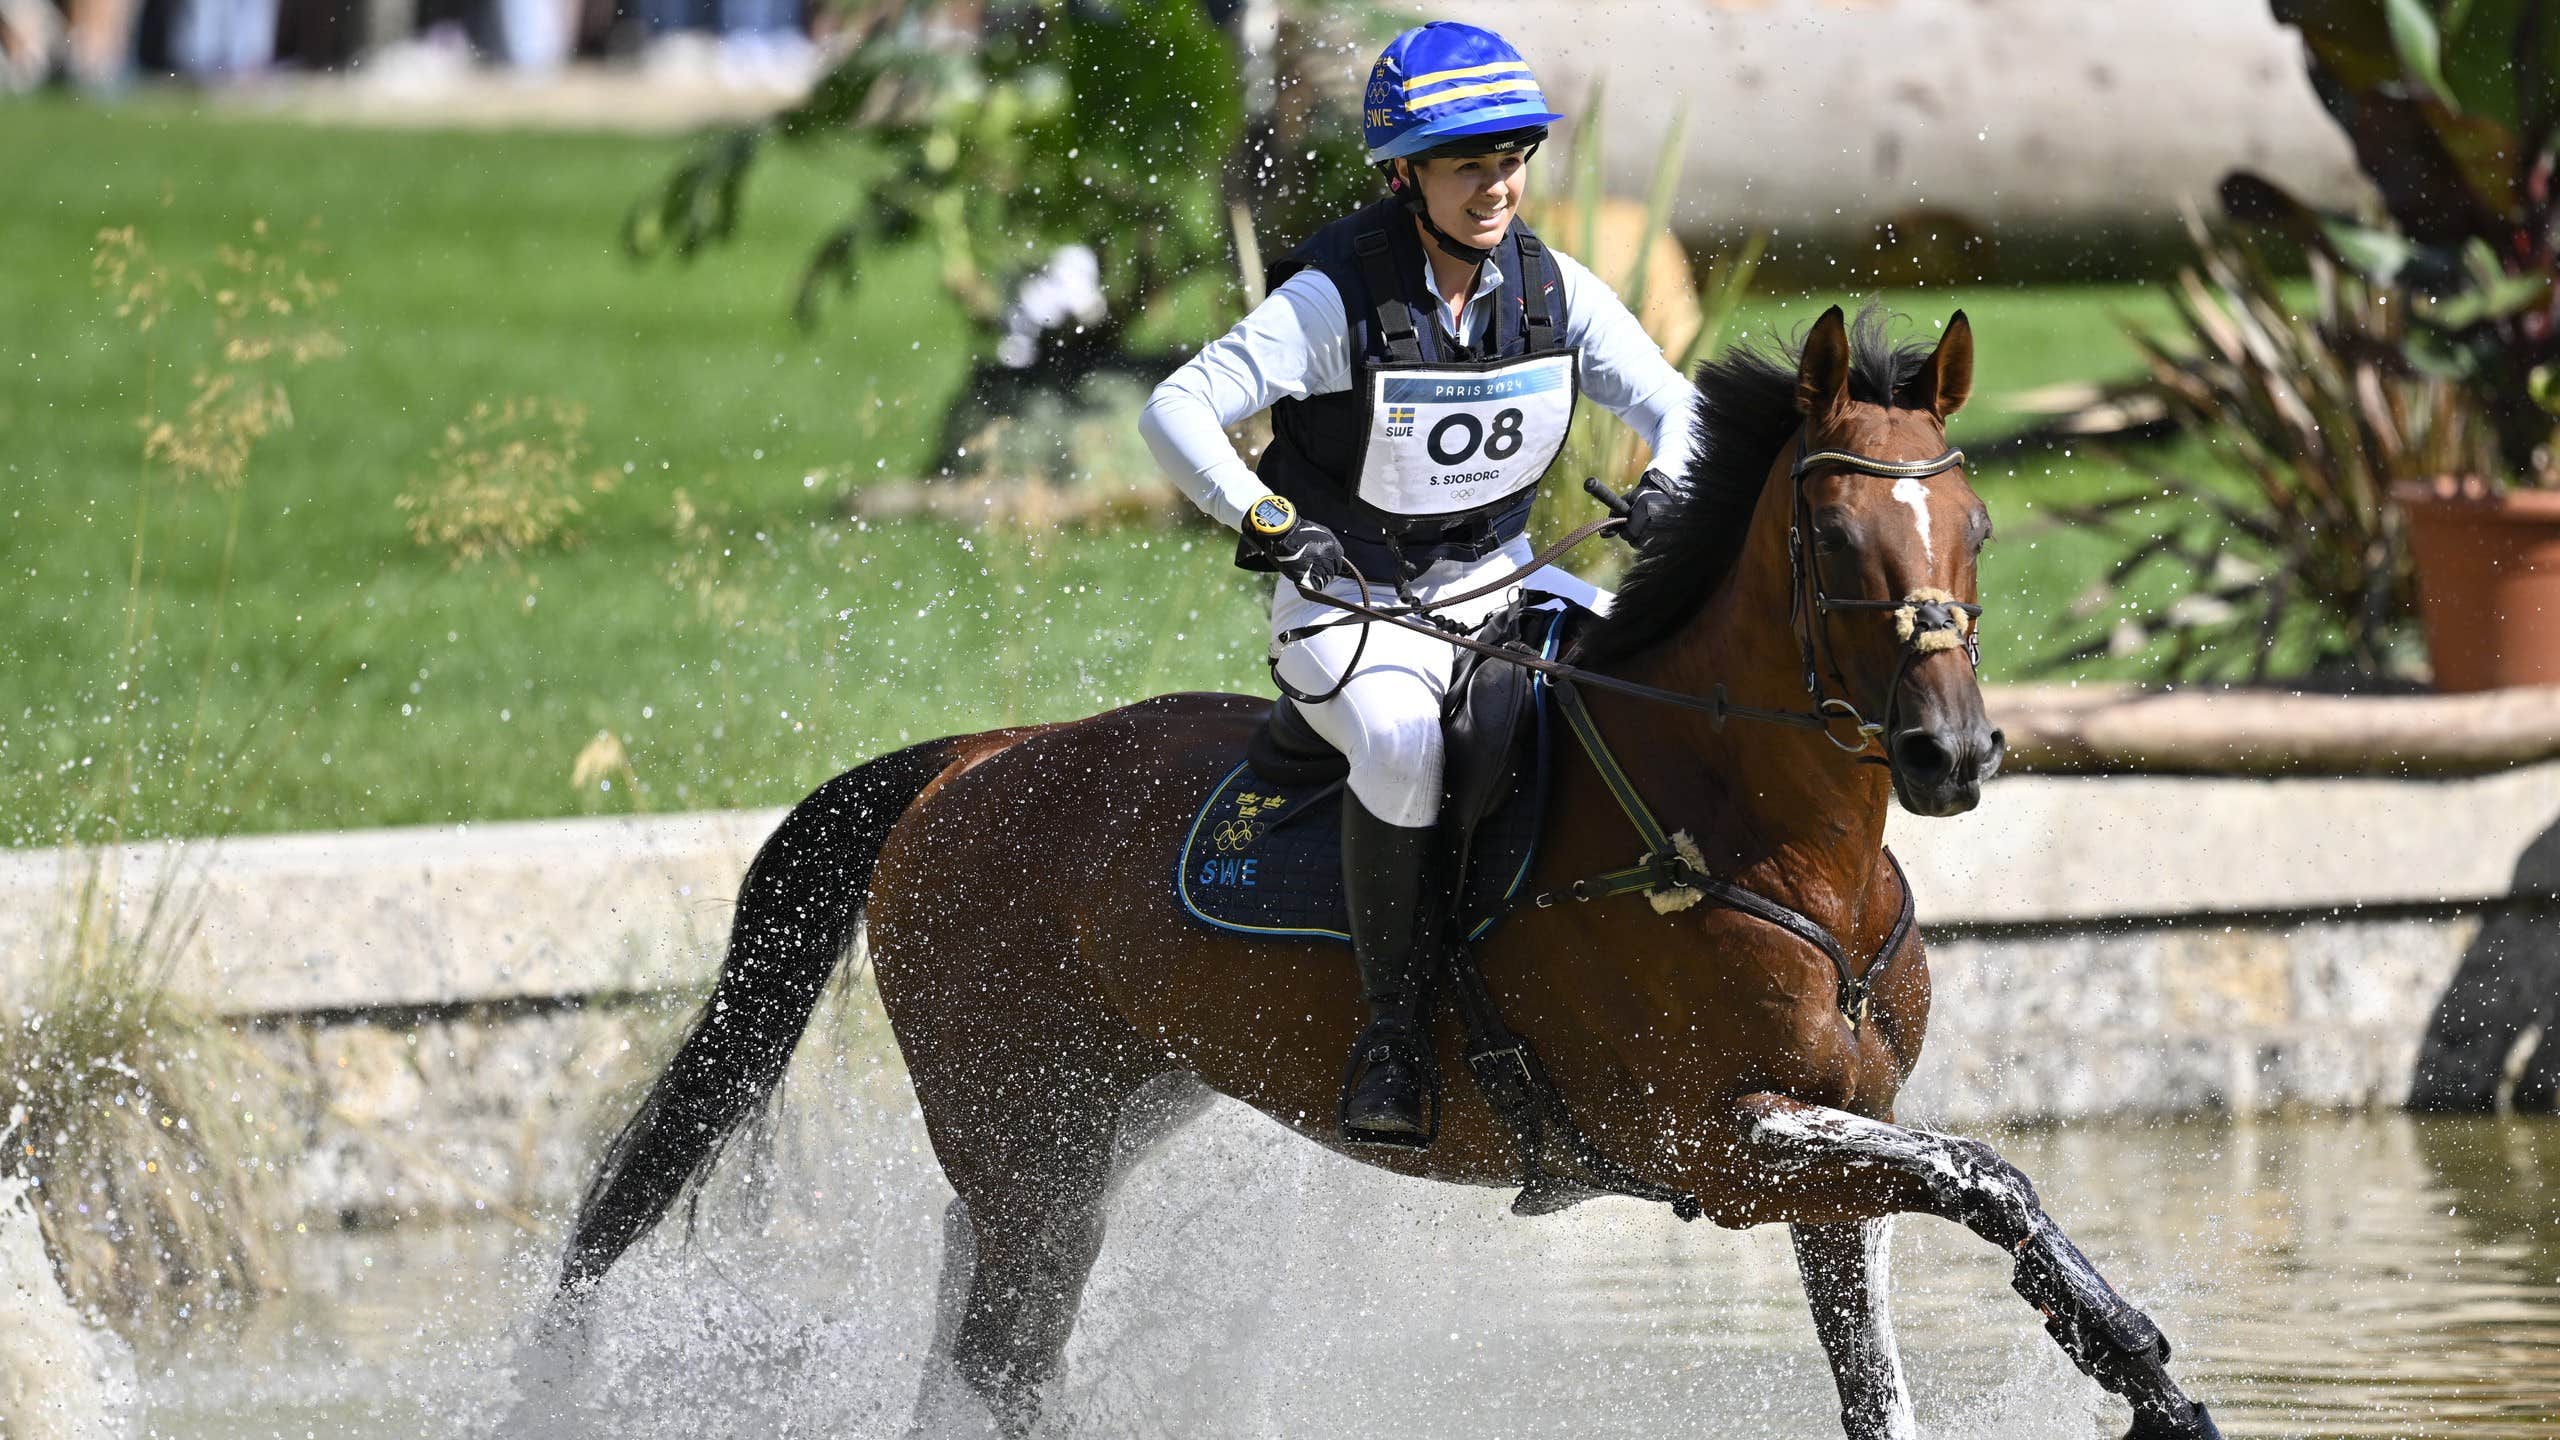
128 1087 2560 1439
0 1168 138 1440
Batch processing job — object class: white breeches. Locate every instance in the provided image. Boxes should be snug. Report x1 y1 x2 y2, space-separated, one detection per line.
1268 537 1611 830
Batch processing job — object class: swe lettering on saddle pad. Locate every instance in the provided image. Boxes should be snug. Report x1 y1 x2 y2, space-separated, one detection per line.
1174 699 1551 946
1175 766 1544 943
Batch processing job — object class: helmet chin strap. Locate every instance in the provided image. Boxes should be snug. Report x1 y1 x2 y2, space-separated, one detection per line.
1399 177 1496 265
1386 152 1540 266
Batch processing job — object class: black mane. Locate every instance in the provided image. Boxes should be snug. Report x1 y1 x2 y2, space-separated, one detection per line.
1576 303 1938 668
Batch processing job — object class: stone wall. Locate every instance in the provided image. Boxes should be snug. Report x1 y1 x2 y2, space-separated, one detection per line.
7 764 2559 1222
1910 913 2490 1127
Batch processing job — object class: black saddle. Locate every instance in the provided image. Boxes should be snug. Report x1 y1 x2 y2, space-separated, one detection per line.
1245 593 1553 837
1234 594 1705 1222
1244 693 1349 788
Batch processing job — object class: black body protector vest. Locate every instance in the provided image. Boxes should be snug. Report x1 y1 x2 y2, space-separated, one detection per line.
1249 197 1579 581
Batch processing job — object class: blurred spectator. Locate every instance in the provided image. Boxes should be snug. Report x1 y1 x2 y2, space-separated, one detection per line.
486 0 569 68
169 0 276 76
1 0 146 91
636 0 811 83
0 0 63 90
0 0 819 87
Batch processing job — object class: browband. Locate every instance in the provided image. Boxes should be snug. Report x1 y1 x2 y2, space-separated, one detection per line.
1790 447 1966 481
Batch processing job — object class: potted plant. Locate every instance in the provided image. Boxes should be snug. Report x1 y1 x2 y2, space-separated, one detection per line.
2239 0 2560 690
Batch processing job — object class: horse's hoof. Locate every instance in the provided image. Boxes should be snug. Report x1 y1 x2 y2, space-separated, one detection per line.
2125 1401 2221 1440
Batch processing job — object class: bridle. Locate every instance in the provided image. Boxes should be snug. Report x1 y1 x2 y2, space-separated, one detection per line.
1270 428 1986 1024
1276 432 1987 758
1784 436 1983 757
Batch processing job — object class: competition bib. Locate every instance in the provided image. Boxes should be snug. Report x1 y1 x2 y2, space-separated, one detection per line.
1355 351 1579 519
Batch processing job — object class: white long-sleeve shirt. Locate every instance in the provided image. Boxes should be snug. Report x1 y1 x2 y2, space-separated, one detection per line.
1140 242 1701 531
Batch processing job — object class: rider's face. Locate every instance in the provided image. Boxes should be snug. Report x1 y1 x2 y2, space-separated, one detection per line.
1407 151 1528 253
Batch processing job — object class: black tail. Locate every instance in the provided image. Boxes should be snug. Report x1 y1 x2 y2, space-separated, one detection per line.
556 736 961 1294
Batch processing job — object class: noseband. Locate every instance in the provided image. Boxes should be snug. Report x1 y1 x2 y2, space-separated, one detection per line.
1785 437 1983 756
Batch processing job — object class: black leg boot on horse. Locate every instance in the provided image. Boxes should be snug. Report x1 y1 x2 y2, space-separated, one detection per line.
1338 794 1445 1146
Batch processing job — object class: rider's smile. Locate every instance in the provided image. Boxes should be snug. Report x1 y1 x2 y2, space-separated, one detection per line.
1407 151 1527 254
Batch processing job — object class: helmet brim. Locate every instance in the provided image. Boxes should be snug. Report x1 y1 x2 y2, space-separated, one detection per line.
1367 107 1563 164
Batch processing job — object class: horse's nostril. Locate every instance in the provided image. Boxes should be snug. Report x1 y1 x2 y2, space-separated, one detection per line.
1892 730 1954 781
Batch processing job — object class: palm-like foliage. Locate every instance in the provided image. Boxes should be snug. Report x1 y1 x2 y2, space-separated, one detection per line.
2236 0 2560 481
2046 216 2494 679
2049 0 2560 681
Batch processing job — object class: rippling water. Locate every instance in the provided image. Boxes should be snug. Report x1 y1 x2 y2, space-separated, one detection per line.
136 1106 2560 1439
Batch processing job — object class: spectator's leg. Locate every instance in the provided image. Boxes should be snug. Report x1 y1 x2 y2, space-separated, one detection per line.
226 0 276 70
712 0 804 80
489 0 568 68
170 0 274 74
0 0 64 91
65 0 142 88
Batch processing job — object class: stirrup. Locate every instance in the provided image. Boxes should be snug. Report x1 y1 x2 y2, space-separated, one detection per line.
1338 1023 1438 1149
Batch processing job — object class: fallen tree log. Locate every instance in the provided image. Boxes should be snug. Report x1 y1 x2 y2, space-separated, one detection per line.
1989 683 2560 777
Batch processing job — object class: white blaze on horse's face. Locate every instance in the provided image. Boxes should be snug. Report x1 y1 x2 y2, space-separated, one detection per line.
1891 476 1933 561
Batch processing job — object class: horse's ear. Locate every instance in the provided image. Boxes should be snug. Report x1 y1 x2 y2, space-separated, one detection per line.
1899 309 1974 419
1795 305 1851 421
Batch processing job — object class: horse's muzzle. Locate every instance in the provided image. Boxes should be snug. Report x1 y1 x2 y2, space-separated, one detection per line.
1889 720 2005 816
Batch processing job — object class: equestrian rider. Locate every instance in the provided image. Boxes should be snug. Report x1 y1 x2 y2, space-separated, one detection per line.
1140 21 1701 1147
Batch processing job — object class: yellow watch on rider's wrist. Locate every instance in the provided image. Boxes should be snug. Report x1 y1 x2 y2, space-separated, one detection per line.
1246 495 1297 538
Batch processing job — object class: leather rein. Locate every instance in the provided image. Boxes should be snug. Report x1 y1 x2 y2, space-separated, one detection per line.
1287 442 1981 758
1280 440 1980 1026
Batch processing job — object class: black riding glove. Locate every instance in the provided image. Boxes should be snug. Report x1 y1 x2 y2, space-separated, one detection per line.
1621 469 1681 550
1241 495 1348 590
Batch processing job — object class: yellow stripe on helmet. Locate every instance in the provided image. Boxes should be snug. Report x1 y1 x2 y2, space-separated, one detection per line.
1403 59 1532 92
1408 77 1542 111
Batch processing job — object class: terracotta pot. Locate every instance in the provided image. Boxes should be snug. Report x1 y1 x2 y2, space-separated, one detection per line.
2395 481 2560 692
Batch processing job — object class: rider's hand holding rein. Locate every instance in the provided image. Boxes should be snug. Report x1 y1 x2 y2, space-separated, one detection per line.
1620 469 1680 550
1239 494 1348 591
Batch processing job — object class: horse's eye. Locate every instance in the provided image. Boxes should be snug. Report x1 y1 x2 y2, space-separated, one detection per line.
1813 524 1851 555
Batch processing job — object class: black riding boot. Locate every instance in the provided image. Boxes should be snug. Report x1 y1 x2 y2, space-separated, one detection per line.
1338 794 1444 1147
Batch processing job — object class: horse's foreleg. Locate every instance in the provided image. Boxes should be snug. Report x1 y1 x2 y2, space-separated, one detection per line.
1732 1094 2221 1440
1791 1220 1918 1440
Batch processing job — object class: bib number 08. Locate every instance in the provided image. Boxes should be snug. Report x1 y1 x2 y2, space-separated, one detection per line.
1426 407 1527 467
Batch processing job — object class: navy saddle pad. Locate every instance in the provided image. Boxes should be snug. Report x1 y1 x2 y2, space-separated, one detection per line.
1173 621 1559 946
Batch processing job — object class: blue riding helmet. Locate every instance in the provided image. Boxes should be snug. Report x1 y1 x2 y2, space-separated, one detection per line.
1362 22 1564 165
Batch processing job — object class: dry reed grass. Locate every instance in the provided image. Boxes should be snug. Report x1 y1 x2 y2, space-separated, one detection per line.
0 219 339 1330
6 852 280 1329
397 396 620 576
1531 88 1765 573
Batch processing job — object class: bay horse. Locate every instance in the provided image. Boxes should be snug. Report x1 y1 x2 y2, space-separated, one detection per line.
547 305 2223 1440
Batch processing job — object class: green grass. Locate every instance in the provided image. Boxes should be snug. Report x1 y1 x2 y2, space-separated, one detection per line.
0 97 2187 844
